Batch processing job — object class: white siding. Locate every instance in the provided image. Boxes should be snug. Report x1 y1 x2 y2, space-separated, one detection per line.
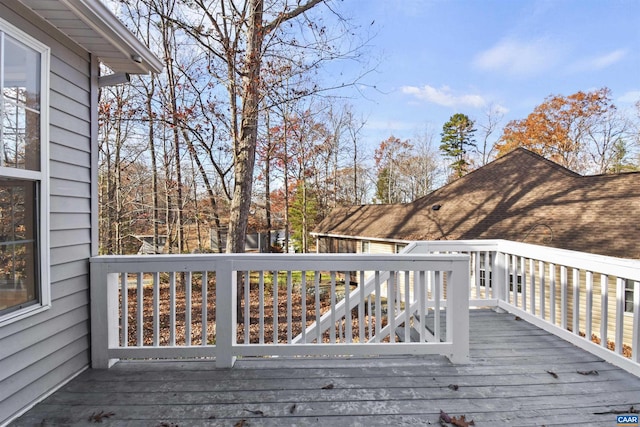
0 1 93 423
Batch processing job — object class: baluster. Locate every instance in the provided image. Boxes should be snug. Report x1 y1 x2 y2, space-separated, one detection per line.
374 271 381 343
418 270 426 342
529 259 536 315
153 271 160 346
287 271 292 343
243 271 249 344
585 271 593 343
600 274 608 349
203 271 210 346
560 266 568 330
615 278 624 354
511 255 518 306
259 271 264 344
301 271 307 343
633 281 639 363
359 271 365 342
474 252 480 299
272 271 278 344
404 270 411 343
389 271 396 343
434 270 441 342
185 271 192 346
367 293 373 341
315 271 321 343
345 271 352 343
169 271 176 346
521 256 527 310
136 272 143 346
539 261 546 321
330 271 336 343
572 268 580 336
549 263 556 325
121 272 128 347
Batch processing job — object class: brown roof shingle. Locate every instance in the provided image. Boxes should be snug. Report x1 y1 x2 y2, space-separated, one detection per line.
314 148 640 259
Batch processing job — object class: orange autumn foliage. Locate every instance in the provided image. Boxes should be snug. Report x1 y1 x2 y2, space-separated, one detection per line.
497 88 615 173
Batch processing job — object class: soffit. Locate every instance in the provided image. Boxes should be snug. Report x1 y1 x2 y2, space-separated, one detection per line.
17 0 162 74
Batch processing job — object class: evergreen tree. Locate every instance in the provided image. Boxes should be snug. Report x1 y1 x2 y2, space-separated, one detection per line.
440 113 477 179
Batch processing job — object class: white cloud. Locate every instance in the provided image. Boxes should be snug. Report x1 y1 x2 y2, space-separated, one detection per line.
400 85 487 108
618 90 640 104
366 119 416 131
493 104 510 115
473 37 561 76
570 49 628 72
592 49 627 68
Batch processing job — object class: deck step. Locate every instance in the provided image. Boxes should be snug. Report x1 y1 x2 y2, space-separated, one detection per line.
395 326 424 342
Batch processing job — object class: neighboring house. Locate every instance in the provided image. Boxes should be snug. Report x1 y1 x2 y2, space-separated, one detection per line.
211 228 294 253
0 1 161 424
313 148 640 260
122 235 168 254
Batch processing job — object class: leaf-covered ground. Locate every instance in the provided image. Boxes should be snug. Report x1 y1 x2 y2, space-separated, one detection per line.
124 279 382 346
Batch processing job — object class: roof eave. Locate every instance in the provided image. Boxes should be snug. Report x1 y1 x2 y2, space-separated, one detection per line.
19 0 163 75
61 0 163 74
310 231 411 245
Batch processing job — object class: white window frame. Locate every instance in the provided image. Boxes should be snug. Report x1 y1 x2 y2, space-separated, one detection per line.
624 279 636 316
0 18 50 325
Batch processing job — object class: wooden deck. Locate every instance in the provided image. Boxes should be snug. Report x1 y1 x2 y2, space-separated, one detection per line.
12 310 640 426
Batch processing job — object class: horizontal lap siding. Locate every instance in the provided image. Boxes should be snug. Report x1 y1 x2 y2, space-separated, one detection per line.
0 2 93 424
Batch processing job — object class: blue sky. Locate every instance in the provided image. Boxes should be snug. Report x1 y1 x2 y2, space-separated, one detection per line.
328 0 640 152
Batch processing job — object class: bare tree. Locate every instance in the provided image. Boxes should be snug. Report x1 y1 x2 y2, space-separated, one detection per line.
475 103 504 167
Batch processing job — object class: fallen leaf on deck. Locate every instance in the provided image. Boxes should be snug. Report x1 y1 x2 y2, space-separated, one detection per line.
514 316 522 321
577 370 599 376
546 370 558 379
243 408 265 416
451 415 475 426
234 420 247 427
289 403 297 414
448 384 459 391
439 410 452 423
88 411 115 423
322 383 334 389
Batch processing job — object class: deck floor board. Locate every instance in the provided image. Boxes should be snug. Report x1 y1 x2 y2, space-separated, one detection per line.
11 310 640 426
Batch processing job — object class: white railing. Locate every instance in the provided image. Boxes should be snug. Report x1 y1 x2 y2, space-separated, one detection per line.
90 239 640 376
406 240 640 376
90 253 470 369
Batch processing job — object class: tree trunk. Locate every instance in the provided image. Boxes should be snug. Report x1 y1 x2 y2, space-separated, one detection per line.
226 0 264 254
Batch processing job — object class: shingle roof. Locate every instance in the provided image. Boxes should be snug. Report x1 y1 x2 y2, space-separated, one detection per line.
314 148 640 259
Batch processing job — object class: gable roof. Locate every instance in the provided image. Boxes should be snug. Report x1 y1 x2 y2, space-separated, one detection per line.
314 148 640 259
17 0 162 74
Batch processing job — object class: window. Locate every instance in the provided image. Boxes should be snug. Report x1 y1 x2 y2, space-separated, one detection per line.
361 241 370 253
395 243 407 253
479 252 492 289
0 21 49 321
625 280 636 314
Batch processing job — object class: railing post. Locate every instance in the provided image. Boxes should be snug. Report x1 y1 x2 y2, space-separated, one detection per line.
447 258 470 363
90 261 119 368
216 260 237 368
493 251 507 312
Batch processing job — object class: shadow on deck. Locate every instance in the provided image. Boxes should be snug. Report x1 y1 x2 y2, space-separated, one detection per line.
12 310 640 426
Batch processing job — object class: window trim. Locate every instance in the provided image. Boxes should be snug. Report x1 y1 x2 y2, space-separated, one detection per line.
0 18 50 325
